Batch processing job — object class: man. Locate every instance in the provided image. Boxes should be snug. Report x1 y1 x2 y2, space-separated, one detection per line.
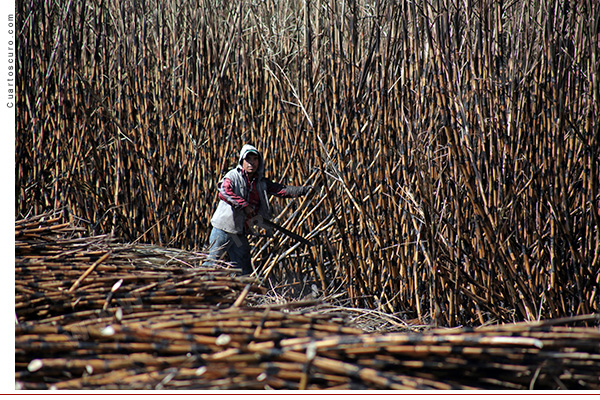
205 144 311 275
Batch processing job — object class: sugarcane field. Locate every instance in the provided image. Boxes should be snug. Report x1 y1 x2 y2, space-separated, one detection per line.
14 0 600 392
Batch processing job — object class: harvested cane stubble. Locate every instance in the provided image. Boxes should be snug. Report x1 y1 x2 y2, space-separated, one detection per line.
15 215 600 390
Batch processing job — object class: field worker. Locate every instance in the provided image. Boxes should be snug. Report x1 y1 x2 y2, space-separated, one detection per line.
205 144 311 275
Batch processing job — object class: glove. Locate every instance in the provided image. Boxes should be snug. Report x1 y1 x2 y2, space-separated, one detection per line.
285 185 312 197
243 205 257 218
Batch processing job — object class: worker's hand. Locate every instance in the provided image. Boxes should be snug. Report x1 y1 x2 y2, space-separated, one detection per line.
286 185 312 197
243 206 257 217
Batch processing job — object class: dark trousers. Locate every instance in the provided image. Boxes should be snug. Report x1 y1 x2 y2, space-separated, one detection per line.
205 227 252 275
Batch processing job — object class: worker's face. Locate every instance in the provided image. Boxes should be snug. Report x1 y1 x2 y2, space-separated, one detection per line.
242 153 260 176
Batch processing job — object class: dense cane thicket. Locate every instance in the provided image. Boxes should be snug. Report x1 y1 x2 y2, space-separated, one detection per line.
15 0 600 326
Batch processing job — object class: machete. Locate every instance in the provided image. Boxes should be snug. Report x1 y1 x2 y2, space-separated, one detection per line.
262 219 313 247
